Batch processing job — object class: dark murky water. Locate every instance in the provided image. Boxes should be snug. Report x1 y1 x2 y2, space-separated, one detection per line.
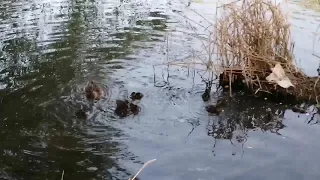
1 0 320 179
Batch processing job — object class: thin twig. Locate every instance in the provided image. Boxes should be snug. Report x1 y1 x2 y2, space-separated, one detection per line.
130 159 157 180
61 170 64 180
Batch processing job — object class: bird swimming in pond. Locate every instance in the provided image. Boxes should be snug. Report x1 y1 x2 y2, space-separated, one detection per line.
115 100 131 117
75 109 89 120
129 102 141 115
85 81 105 101
130 92 144 101
114 99 141 117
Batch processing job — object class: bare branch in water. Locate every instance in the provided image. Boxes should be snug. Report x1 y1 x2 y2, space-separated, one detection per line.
129 159 157 180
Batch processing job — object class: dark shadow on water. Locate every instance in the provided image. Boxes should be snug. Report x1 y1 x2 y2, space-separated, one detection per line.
205 92 287 156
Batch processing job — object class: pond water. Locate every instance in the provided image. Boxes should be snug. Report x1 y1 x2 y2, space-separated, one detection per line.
0 0 320 179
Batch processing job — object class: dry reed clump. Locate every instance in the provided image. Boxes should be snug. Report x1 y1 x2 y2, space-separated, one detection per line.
215 0 320 103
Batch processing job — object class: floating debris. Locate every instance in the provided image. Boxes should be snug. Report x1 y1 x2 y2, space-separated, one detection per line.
266 63 294 88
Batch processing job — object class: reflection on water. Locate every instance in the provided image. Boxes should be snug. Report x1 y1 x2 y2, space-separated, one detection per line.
206 94 287 157
0 0 170 179
297 0 320 11
1 0 320 179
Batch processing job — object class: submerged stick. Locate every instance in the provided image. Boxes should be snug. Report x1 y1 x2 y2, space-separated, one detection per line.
129 159 157 180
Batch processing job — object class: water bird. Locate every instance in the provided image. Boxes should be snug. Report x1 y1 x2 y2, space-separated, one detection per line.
85 81 105 101
115 100 131 117
130 92 144 101
75 109 89 120
129 102 141 115
115 99 141 117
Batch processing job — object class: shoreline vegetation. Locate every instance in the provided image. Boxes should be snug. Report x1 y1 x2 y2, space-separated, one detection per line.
158 0 320 105
193 0 320 105
213 0 320 105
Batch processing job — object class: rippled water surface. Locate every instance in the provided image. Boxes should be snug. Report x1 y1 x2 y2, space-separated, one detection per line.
1 0 320 179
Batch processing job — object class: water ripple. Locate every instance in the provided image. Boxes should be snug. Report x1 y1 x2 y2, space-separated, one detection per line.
1 0 320 179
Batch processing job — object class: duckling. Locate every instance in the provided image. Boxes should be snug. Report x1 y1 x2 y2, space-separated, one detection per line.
129 102 141 115
115 99 130 117
130 92 144 101
75 109 89 120
85 81 105 101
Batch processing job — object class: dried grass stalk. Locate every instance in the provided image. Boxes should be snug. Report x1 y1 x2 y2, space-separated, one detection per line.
215 0 320 103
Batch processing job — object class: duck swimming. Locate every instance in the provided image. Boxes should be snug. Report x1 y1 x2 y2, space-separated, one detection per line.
115 100 131 117
130 92 144 101
114 99 141 117
85 81 105 101
129 102 141 115
75 109 89 120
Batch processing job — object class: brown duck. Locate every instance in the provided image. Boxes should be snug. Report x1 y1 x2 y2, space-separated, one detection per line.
85 81 105 101
115 100 131 117
129 102 141 115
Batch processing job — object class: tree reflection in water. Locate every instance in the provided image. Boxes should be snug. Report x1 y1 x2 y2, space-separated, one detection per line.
206 93 286 156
